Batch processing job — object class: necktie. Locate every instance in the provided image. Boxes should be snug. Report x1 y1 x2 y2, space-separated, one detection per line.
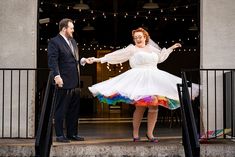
68 40 75 56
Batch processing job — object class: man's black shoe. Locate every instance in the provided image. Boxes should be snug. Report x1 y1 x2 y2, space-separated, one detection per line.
56 136 70 143
67 135 85 141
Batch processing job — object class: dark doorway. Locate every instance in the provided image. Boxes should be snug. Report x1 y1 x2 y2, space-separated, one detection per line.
37 0 200 119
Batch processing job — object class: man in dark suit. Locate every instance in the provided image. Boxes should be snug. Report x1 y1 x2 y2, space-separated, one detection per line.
48 18 85 143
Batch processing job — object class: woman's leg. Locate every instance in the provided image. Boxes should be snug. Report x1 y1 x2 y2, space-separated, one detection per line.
133 106 146 138
147 106 159 138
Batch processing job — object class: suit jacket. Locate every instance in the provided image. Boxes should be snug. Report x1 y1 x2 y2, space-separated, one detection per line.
48 34 80 89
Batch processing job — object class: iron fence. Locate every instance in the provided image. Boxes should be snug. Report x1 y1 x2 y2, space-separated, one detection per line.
183 69 235 139
0 68 234 140
0 68 49 138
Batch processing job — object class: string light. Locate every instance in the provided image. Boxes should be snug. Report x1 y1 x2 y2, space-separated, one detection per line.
41 2 197 18
40 44 197 55
40 2 198 26
40 34 199 50
40 16 198 25
39 2 199 56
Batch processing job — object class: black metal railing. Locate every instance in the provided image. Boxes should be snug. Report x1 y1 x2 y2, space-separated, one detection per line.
0 67 233 155
178 68 235 156
35 72 57 157
0 68 49 138
182 69 235 139
223 70 234 138
177 72 200 157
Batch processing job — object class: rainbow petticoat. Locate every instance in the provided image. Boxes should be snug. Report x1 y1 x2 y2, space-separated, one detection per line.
97 93 180 110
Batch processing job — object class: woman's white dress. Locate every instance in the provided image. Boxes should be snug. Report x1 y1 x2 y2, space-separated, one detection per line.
88 43 199 110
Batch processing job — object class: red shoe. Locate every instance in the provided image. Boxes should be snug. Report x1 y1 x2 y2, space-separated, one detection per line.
133 137 141 142
146 134 159 143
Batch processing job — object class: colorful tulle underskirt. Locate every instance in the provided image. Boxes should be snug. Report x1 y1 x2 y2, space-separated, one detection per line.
96 93 180 110
200 128 231 139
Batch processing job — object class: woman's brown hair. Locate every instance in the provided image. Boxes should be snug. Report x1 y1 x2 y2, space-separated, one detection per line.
132 27 150 44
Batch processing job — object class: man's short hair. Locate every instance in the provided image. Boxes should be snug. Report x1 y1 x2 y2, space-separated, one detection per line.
59 18 73 31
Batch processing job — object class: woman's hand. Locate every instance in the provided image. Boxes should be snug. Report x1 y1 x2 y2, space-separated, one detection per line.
88 57 101 63
85 58 94 64
170 43 182 50
80 57 101 66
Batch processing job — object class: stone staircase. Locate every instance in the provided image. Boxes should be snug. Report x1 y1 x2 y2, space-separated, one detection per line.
1 138 235 157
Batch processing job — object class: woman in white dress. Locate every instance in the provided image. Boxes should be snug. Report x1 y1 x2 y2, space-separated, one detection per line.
82 27 198 143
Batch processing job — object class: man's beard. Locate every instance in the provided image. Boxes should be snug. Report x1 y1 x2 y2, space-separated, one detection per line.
66 32 73 39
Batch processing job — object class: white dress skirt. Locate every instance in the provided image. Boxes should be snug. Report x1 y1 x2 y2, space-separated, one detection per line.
88 43 199 110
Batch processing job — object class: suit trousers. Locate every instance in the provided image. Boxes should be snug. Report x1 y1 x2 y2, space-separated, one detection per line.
54 88 80 137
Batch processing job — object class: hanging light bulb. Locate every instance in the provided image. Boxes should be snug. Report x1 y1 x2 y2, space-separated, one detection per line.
143 0 159 9
73 0 90 10
188 24 198 31
83 23 95 31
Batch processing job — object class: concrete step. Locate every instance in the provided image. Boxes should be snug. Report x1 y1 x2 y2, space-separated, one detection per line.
0 138 235 157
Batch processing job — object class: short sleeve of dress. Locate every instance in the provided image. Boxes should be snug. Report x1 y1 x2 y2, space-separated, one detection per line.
100 44 134 64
